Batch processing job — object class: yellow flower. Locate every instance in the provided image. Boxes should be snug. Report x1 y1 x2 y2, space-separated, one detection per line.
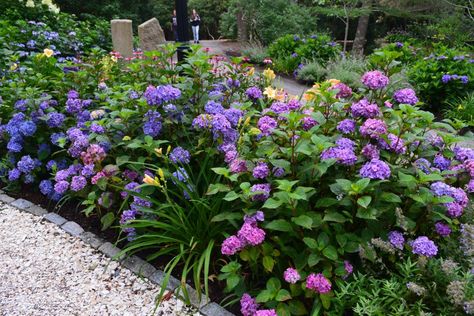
158 168 165 181
10 63 18 71
263 86 277 99
263 68 276 81
154 148 163 156
326 79 340 86
143 174 160 186
111 56 118 63
43 48 54 57
166 145 171 155
122 136 131 141
247 67 255 76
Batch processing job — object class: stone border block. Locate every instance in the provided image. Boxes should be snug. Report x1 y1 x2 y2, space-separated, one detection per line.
200 302 234 316
11 198 33 210
0 194 15 204
79 231 105 249
98 242 125 261
149 270 181 292
25 205 48 216
123 255 156 278
61 221 85 236
43 212 67 226
179 284 209 309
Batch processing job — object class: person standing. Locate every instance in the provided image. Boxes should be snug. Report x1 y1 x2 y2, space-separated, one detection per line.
172 10 178 41
190 9 201 44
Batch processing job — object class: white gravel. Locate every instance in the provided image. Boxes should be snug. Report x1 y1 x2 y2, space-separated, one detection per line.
0 203 200 316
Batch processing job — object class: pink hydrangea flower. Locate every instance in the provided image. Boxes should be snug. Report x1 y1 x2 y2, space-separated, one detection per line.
306 273 332 293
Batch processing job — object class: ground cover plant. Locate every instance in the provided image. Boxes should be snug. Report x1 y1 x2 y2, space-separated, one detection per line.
1 2 474 316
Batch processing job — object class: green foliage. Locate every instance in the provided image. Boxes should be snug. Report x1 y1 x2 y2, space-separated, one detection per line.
407 46 474 109
444 93 474 126
268 34 340 74
296 62 327 84
220 0 317 45
242 43 268 65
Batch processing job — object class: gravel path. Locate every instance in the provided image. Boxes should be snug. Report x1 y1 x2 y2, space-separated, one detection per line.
0 203 199 316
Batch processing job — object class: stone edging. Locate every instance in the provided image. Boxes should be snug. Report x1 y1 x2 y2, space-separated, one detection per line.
0 192 234 316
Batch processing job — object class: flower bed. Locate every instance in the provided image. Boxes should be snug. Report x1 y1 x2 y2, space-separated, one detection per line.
1 9 474 316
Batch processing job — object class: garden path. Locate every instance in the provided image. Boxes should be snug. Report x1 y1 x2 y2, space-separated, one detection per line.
0 203 199 316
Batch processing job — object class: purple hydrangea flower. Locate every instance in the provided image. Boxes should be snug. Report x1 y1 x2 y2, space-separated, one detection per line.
344 260 353 275
237 222 265 246
169 147 191 164
47 112 65 128
257 116 277 136
435 222 451 237
17 155 36 174
283 268 301 284
379 133 406 154
273 167 285 177
51 132 66 146
411 236 438 257
306 273 331 293
360 159 391 180
361 70 389 89
205 100 224 115
224 108 244 126
361 144 380 160
442 74 451 83
351 99 380 118
90 123 105 134
246 87 263 100
70 176 87 191
19 121 37 136
39 180 53 195
360 119 387 138
255 310 277 316
240 293 259 316
269 101 289 115
8 168 21 181
144 85 181 105
54 180 69 194
221 235 243 255
414 158 431 174
433 154 451 170
143 110 162 137
388 231 405 250
331 82 353 98
253 162 270 179
337 119 356 134
250 183 271 201
230 159 247 173
192 114 213 129
321 147 357 166
393 88 418 105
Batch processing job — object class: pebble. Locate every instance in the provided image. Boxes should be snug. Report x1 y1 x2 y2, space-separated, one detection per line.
0 205 201 316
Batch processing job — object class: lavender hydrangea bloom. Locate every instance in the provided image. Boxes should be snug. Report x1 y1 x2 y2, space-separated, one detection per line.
47 112 65 128
224 108 244 126
237 222 265 246
361 144 380 160
257 116 277 136
70 175 87 191
169 147 191 164
414 158 431 174
230 159 247 173
8 168 21 181
240 293 259 316
361 70 389 89
192 114 213 129
17 155 36 174
360 119 387 138
269 101 289 115
143 110 162 137
144 85 181 105
321 147 357 166
19 121 37 136
388 231 405 250
306 273 331 293
393 88 418 105
39 180 53 195
360 159 391 180
273 167 285 177
283 268 301 284
454 147 474 162
221 235 243 255
411 236 438 257
54 180 69 194
51 132 66 146
250 183 271 201
379 133 406 154
204 100 224 115
435 222 451 237
253 162 270 179
433 154 451 170
331 82 353 98
337 119 356 134
255 310 277 316
246 87 263 100
65 98 83 114
90 123 105 134
351 99 380 118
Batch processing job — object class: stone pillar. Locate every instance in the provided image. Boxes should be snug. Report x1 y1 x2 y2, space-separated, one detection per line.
138 18 166 52
111 19 133 58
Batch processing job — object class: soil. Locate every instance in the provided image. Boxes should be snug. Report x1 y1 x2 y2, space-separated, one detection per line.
4 184 238 314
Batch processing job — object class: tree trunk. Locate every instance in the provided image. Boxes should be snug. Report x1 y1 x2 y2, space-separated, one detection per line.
236 5 248 42
352 0 371 56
